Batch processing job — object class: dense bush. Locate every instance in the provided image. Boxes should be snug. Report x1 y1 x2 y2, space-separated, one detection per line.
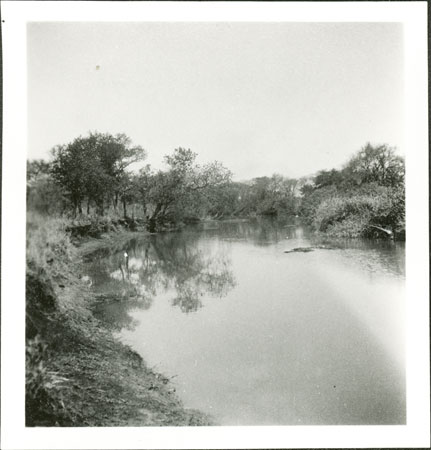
299 185 337 225
312 185 405 238
299 143 405 238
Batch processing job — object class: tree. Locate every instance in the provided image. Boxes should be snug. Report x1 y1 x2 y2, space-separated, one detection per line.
134 165 152 217
50 132 146 216
145 148 232 228
314 169 344 189
343 143 404 187
27 159 66 214
203 182 243 219
238 174 299 216
27 159 51 181
117 173 139 219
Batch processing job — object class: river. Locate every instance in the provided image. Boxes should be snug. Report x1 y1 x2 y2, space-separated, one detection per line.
84 218 406 425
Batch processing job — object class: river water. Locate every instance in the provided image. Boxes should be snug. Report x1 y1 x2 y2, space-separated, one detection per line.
84 218 406 425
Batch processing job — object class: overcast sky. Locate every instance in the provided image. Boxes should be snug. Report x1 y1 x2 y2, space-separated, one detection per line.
27 22 403 180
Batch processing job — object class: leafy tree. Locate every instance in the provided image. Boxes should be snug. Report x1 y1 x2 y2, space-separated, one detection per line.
343 143 404 187
50 132 146 216
145 148 232 228
134 165 152 217
314 169 344 189
27 159 51 181
236 174 298 216
116 173 137 219
27 159 66 214
203 182 243 219
299 185 338 224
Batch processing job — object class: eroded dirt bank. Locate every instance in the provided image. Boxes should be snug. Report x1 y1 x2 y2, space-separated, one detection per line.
26 216 212 426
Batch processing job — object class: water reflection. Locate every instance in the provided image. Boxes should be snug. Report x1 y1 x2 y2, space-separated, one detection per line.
87 219 404 331
93 296 145 332
85 218 406 424
186 217 303 246
87 232 236 327
193 218 405 277
309 236 405 277
83 218 405 269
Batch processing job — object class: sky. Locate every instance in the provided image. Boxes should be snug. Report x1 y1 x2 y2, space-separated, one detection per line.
27 22 403 181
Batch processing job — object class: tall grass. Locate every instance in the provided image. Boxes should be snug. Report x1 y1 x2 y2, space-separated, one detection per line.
27 211 76 273
26 212 92 425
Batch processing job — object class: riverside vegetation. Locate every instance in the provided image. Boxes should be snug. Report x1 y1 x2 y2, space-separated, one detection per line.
26 133 405 425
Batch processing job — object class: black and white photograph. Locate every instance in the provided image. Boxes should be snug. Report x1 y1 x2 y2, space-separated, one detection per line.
1 1 429 449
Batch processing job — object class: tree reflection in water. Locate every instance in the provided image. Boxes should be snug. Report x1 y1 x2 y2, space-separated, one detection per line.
86 218 404 332
205 216 302 246
86 231 236 328
147 233 235 313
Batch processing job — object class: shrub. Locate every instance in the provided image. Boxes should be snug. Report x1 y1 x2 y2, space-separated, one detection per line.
313 186 405 238
299 185 337 224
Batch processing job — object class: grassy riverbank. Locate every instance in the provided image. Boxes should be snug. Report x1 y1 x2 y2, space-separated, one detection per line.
26 213 212 426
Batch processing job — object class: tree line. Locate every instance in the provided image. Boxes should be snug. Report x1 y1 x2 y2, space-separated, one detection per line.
27 132 405 237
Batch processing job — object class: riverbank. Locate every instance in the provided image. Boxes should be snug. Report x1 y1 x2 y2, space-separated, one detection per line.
26 213 213 426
